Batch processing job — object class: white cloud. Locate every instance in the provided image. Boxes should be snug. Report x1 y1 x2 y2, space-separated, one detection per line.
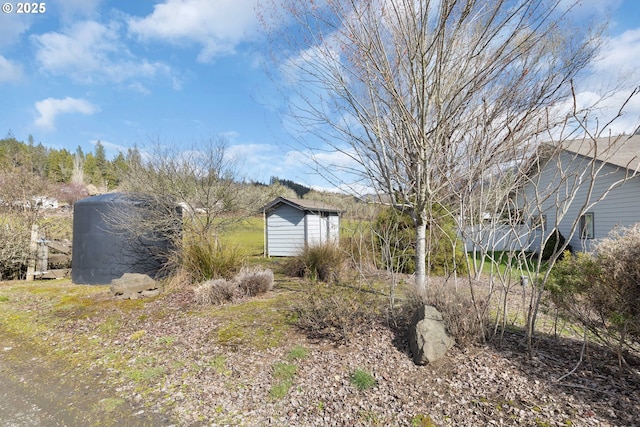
0 55 23 83
591 28 640 85
561 0 623 21
128 0 260 62
221 130 240 141
32 20 170 84
56 0 103 20
570 27 640 135
34 97 99 131
127 82 151 95
0 13 32 48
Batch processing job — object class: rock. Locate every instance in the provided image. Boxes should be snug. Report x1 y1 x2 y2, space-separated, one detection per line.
407 304 455 365
110 273 159 299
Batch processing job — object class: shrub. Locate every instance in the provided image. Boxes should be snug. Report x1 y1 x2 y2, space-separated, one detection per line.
590 225 640 342
541 230 571 261
283 243 345 282
194 278 242 305
372 206 467 276
0 215 31 280
548 251 599 304
236 266 274 296
422 286 488 346
292 282 385 343
550 224 640 350
340 223 378 271
373 207 416 273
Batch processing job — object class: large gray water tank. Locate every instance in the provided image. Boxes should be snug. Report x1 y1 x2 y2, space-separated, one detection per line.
72 193 181 284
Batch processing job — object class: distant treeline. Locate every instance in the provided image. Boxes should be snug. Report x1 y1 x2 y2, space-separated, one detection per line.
269 177 311 198
0 133 136 190
0 133 316 201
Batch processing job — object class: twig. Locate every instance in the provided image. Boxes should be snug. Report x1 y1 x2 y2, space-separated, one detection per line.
557 328 587 382
555 382 616 396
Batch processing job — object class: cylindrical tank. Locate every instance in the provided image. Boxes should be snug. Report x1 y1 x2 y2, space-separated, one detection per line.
72 193 181 284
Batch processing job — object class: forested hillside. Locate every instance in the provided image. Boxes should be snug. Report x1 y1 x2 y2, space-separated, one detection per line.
0 133 129 193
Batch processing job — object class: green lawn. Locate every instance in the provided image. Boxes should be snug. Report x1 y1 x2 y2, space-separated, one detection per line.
219 216 265 257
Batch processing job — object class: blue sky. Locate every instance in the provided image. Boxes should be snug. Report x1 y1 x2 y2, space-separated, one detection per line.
1 0 639 190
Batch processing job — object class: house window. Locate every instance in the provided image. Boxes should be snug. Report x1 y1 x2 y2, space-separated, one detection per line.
531 215 546 229
580 212 594 239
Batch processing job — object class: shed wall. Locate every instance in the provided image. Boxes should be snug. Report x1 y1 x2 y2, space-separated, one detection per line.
305 212 323 246
266 204 306 256
328 214 340 243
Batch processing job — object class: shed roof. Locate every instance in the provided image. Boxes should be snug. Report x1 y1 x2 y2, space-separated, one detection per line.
263 197 340 214
560 135 640 172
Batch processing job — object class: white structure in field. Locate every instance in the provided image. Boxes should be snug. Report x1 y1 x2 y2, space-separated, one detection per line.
263 197 341 257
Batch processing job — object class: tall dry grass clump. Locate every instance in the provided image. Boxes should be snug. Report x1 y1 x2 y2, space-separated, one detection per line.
181 236 243 282
194 278 242 305
283 243 346 282
421 285 489 347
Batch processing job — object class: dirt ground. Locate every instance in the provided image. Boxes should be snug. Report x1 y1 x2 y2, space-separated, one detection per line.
1 278 639 426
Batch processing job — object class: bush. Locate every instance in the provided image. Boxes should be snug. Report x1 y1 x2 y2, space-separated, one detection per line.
236 266 274 296
541 230 572 261
0 215 32 280
591 225 640 342
340 222 378 271
194 267 275 305
292 282 385 343
422 286 488 346
550 224 640 350
373 207 415 273
373 206 467 276
283 243 345 282
194 278 242 305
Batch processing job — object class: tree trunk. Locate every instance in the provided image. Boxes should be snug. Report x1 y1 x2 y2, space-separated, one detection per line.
415 218 427 294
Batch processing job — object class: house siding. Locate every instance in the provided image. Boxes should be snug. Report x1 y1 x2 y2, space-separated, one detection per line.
520 150 640 253
266 204 306 256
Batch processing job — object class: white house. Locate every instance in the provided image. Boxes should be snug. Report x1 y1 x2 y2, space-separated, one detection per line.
519 135 640 253
262 197 341 257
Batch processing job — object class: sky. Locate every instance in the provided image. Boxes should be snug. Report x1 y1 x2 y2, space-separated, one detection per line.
1 0 639 191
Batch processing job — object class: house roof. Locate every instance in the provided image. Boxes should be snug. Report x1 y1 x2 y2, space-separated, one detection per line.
262 197 340 214
560 135 640 172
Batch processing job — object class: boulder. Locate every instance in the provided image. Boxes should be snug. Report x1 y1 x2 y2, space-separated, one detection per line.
110 273 159 300
407 305 454 365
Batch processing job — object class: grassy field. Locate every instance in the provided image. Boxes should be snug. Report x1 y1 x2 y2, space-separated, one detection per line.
218 215 265 256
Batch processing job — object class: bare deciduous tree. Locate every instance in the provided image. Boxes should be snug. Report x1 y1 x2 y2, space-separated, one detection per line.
460 88 640 353
109 138 285 279
261 0 602 292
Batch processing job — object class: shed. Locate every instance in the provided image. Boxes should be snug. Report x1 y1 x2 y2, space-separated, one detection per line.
263 197 340 257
